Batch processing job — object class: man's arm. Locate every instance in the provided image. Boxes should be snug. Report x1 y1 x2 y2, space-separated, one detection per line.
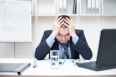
35 17 64 60
35 31 51 60
73 30 93 60
64 18 92 60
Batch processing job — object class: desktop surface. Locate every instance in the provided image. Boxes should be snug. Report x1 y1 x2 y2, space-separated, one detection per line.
0 58 116 76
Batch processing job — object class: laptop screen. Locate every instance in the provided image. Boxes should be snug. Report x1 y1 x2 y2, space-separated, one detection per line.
96 29 116 67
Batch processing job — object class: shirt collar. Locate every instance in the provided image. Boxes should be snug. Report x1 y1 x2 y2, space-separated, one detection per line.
56 37 70 45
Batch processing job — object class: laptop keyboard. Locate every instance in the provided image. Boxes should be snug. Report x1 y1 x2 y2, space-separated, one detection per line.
76 61 96 70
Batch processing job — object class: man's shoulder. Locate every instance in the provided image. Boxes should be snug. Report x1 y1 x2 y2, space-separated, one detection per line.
44 30 52 33
75 29 85 37
43 30 52 36
75 29 83 33
43 29 84 35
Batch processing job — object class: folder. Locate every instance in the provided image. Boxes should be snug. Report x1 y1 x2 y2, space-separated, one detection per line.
87 0 92 14
0 63 31 75
75 0 77 14
92 0 96 14
73 0 77 14
73 0 75 14
62 0 67 14
59 0 63 14
95 0 99 14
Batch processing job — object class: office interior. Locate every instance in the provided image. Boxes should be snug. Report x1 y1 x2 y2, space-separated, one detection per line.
0 0 116 60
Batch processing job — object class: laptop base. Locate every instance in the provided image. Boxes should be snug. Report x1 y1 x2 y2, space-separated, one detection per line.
76 61 116 71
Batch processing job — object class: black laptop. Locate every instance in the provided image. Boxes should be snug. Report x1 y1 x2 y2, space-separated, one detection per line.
76 29 116 71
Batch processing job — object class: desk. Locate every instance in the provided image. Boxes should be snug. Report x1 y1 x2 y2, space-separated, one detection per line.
0 58 116 77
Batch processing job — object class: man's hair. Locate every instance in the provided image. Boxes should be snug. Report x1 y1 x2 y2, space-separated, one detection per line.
57 15 70 28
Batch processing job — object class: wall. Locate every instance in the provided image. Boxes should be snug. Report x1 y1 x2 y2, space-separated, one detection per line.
0 16 116 60
0 0 116 60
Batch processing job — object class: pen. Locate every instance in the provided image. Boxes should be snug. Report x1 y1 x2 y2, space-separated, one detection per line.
63 60 66 64
74 59 80 66
33 59 37 68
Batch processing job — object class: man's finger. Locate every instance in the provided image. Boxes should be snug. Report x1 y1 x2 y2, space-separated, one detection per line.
58 18 64 26
65 17 73 23
65 17 74 26
64 18 71 26
56 16 63 23
54 16 62 24
63 22 69 28
54 17 63 27
59 20 64 26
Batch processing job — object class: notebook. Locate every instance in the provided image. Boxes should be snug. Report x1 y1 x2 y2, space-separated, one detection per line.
76 29 116 71
0 63 31 75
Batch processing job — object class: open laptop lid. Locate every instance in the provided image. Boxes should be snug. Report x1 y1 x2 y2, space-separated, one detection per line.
96 29 116 67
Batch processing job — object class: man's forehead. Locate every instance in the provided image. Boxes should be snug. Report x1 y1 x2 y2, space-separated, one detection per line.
59 28 69 35
61 25 67 28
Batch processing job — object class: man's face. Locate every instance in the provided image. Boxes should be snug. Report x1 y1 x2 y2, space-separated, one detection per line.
56 27 70 43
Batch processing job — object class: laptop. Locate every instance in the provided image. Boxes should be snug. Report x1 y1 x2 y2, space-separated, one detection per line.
76 29 116 71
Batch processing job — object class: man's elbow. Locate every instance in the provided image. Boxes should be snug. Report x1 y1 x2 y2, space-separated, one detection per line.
35 52 39 60
85 52 93 60
34 50 42 60
85 55 92 60
35 54 38 60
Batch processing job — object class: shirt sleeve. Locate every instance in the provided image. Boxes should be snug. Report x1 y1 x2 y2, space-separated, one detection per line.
72 35 79 45
46 36 55 48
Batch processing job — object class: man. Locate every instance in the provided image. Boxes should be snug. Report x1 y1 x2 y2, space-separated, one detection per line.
35 15 92 60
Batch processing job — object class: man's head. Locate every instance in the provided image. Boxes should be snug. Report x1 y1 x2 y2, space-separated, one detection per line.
56 15 71 44
57 15 70 28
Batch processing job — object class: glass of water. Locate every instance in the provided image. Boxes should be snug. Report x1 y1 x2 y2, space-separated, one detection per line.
50 50 59 69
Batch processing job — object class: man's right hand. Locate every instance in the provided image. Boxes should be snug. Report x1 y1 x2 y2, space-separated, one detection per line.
51 16 64 38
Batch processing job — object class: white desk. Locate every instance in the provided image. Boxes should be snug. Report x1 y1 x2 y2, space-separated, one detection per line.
0 58 116 77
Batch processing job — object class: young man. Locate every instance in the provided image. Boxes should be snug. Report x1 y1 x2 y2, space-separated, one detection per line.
35 15 92 60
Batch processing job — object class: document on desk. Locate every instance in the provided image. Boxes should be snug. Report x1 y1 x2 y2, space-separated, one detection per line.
0 63 31 75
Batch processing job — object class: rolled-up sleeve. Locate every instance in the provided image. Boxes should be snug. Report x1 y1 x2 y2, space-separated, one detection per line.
46 36 55 48
72 35 79 45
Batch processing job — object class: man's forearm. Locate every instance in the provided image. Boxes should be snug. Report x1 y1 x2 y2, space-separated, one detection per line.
35 41 51 60
74 39 92 60
72 35 79 44
46 35 55 48
35 36 55 60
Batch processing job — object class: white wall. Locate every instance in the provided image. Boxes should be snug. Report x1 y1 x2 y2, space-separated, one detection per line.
0 0 116 59
0 16 116 60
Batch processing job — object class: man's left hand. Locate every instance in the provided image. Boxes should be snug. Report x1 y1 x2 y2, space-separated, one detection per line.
64 18 77 38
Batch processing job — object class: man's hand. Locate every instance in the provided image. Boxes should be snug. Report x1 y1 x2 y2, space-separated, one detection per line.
51 17 64 38
64 18 76 38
